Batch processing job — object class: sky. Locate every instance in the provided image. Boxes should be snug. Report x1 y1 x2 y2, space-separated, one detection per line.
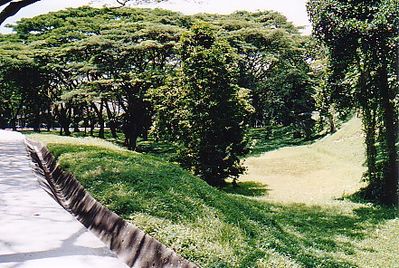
0 0 311 34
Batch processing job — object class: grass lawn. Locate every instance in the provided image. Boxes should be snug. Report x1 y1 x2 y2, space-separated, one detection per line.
22 129 180 161
245 125 318 157
241 117 367 204
29 120 399 267
22 122 319 162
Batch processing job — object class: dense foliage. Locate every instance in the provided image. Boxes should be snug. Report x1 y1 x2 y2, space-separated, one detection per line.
151 24 250 186
308 0 399 205
0 7 316 184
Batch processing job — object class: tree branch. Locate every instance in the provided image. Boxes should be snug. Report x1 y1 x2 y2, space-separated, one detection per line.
0 0 174 26
116 0 129 6
0 0 13 8
0 0 41 26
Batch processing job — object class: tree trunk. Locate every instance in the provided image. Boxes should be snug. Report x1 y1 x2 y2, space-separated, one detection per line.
379 58 398 206
0 116 5 129
11 120 17 131
32 107 41 132
63 123 71 136
328 112 336 134
362 107 378 198
122 107 142 151
142 130 148 141
57 106 71 136
10 101 23 131
92 101 105 139
129 131 138 150
46 109 52 131
105 102 118 139
124 118 139 151
90 118 95 136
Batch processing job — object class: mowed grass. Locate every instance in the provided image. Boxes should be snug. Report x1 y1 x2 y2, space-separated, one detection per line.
241 117 367 204
245 126 318 157
22 129 179 161
29 122 399 267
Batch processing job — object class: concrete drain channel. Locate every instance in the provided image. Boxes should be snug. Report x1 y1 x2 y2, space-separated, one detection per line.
26 139 197 268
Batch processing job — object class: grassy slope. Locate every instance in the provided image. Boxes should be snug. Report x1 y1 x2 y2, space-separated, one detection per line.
241 117 366 204
29 120 399 268
245 125 317 157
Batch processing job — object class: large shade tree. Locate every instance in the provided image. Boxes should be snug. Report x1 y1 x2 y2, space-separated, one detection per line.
2 6 313 135
8 7 185 146
0 7 318 187
308 0 399 205
193 11 316 136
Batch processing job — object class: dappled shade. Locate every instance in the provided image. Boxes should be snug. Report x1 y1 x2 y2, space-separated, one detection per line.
222 181 269 197
31 135 399 267
26 138 196 268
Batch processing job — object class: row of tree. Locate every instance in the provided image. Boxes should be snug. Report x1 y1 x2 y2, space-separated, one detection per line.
0 7 318 185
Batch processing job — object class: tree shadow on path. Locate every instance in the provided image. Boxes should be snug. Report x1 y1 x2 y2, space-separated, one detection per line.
0 228 115 267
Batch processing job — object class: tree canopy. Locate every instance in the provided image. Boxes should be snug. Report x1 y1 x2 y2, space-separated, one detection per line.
308 0 399 205
0 6 316 184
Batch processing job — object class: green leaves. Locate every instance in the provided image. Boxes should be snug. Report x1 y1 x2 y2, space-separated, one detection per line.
2 5 317 184
308 0 399 205
151 24 250 186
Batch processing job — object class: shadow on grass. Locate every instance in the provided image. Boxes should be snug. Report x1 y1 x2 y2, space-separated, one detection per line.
338 189 398 223
136 140 179 161
43 142 398 268
221 181 269 197
246 126 325 157
203 196 397 267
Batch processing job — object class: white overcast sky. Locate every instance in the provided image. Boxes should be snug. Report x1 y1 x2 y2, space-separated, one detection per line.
0 0 311 34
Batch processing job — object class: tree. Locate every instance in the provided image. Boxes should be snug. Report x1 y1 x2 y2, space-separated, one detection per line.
2 6 317 158
208 12 316 136
0 34 51 130
0 0 171 26
80 22 182 149
308 0 399 205
9 7 184 143
304 37 339 134
151 24 251 186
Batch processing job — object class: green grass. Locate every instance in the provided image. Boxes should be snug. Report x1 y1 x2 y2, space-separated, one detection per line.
29 133 399 268
240 117 367 204
245 126 321 157
22 129 179 161
23 124 318 162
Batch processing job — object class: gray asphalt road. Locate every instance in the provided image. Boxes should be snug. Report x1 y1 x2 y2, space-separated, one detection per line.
0 130 128 268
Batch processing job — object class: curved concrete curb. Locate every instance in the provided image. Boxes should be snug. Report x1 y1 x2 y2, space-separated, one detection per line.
25 138 197 268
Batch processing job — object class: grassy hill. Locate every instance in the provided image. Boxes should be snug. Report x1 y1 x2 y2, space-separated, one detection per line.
29 120 399 267
241 117 366 204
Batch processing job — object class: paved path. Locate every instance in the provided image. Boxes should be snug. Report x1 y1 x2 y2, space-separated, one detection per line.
0 130 128 268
